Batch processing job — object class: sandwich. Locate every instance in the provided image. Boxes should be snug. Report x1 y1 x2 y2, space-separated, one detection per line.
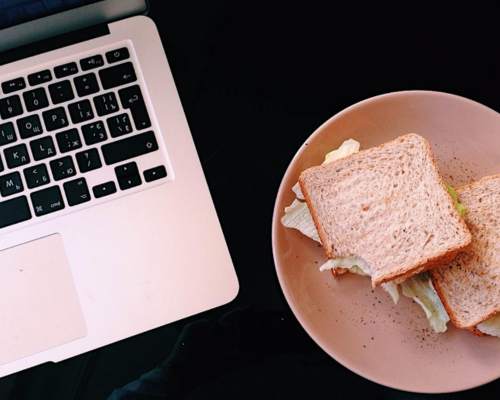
429 174 500 336
297 133 471 287
282 133 472 333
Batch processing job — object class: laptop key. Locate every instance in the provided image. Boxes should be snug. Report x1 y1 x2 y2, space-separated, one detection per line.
93 181 117 198
63 177 91 206
144 165 167 182
115 162 141 190
0 171 24 197
23 88 49 112
0 196 31 228
80 55 105 71
101 131 158 165
28 70 52 86
43 107 69 131
30 185 65 217
76 148 102 173
82 121 107 145
48 80 74 104
107 113 133 138
99 62 137 89
30 136 57 161
74 73 99 97
93 92 119 116
0 122 17 146
56 128 83 153
50 156 76 181
2 77 26 94
24 164 51 189
0 95 23 119
17 114 43 139
68 99 94 124
54 62 79 78
4 143 30 168
105 47 130 64
118 85 151 130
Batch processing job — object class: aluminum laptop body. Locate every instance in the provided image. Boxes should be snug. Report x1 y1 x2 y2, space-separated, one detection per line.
0 0 239 378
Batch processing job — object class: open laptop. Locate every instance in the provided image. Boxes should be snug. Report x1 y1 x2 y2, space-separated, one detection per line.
0 0 239 378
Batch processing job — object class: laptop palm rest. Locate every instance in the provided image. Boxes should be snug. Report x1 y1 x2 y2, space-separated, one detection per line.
0 234 87 365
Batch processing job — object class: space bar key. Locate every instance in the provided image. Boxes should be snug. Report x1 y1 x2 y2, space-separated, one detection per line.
101 131 159 165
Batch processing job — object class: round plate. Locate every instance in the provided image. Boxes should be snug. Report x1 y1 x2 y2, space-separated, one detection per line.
272 90 500 393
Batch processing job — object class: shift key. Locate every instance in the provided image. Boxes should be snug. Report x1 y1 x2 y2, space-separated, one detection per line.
102 131 159 165
0 196 31 229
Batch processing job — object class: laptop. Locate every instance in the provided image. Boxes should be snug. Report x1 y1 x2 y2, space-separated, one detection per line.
0 0 239 378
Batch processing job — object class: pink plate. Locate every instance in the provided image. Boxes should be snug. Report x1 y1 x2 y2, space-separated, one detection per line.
272 90 500 393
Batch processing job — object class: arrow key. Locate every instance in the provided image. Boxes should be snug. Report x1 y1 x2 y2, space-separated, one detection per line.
92 181 117 199
115 161 142 190
144 165 167 182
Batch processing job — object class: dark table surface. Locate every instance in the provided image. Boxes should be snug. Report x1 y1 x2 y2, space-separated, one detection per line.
2 1 500 399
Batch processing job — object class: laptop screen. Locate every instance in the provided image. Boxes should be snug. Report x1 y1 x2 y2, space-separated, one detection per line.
0 0 147 53
0 0 104 30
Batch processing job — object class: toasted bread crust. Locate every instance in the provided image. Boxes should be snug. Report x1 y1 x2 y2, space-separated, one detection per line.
299 133 471 287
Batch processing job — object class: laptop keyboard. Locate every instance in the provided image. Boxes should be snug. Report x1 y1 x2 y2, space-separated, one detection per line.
0 44 170 231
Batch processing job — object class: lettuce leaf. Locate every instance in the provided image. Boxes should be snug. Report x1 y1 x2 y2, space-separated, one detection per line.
477 315 500 337
281 199 322 243
446 184 467 218
400 272 450 333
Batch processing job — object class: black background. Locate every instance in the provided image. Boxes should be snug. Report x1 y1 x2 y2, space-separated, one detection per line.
1 1 500 399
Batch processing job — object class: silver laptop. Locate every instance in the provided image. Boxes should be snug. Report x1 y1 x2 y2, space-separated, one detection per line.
0 0 239 378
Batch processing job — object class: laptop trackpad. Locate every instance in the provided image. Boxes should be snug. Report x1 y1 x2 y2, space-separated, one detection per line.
0 234 87 365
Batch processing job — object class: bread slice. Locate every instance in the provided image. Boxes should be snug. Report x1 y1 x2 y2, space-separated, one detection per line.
429 174 500 330
298 133 472 287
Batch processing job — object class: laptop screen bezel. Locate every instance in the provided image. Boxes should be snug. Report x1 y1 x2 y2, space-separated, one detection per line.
0 0 148 53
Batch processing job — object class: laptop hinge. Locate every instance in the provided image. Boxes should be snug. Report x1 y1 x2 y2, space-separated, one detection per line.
0 23 110 67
